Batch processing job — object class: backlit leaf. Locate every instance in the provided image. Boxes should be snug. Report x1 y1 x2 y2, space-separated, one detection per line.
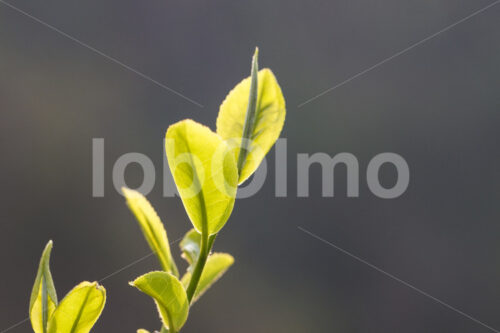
216 51 285 184
123 188 179 276
30 241 58 333
47 281 106 333
131 272 189 332
165 119 238 235
179 229 201 266
181 253 234 303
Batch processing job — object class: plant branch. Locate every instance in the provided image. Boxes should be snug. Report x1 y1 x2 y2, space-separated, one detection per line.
185 231 209 302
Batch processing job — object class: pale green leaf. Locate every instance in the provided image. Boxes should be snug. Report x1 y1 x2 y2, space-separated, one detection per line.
30 240 58 333
47 281 106 333
131 271 189 332
179 229 201 265
181 253 234 303
123 188 179 276
165 119 238 235
216 54 286 184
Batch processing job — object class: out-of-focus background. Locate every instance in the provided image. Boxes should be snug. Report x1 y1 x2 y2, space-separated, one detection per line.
1 0 500 332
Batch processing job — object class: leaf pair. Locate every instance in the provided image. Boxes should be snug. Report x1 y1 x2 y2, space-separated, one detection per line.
30 241 106 333
166 48 286 236
123 189 234 332
123 188 187 332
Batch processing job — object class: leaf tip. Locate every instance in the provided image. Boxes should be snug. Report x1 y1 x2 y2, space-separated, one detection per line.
87 281 107 296
122 186 136 197
97 283 107 293
251 48 259 72
40 240 54 262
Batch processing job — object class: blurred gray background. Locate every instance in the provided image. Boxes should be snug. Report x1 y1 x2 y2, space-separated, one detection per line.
1 0 500 332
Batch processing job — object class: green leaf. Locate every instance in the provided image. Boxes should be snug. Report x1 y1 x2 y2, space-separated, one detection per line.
47 281 106 333
131 271 189 332
216 50 286 184
165 119 238 235
123 188 179 277
179 229 201 266
181 253 234 303
30 241 58 333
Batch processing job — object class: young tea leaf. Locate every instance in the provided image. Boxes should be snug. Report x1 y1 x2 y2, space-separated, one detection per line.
123 188 179 276
216 51 286 184
165 119 238 235
30 241 58 333
181 253 234 304
137 330 150 333
179 229 201 266
47 281 106 333
131 271 189 332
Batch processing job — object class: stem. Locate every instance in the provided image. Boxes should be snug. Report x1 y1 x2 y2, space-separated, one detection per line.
207 233 217 251
186 231 209 302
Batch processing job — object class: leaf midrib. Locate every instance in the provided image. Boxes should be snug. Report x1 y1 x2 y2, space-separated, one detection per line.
137 205 170 272
68 286 94 333
183 125 208 235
